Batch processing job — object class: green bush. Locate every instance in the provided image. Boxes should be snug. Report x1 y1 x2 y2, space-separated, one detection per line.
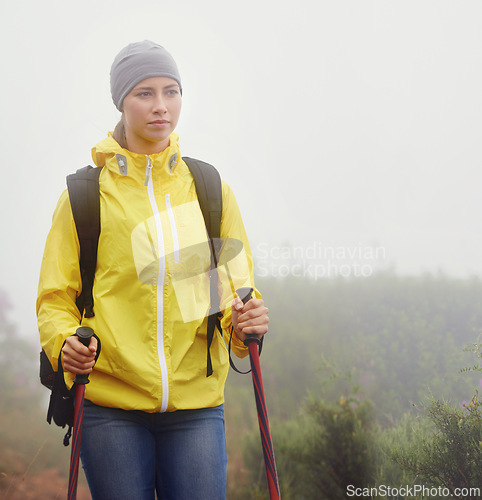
241 387 379 499
393 394 481 498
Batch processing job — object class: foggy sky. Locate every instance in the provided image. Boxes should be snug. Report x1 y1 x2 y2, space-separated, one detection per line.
1 0 482 338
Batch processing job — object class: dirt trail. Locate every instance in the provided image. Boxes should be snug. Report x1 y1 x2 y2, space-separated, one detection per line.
0 469 91 500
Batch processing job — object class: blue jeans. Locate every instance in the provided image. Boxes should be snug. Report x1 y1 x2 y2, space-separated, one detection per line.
80 401 227 500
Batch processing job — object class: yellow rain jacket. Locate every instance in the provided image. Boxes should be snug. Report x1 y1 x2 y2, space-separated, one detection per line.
37 132 259 413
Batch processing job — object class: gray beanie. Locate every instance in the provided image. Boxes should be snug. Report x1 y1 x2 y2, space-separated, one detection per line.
110 40 182 111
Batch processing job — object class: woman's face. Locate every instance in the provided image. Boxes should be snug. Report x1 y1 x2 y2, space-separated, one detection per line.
122 76 182 155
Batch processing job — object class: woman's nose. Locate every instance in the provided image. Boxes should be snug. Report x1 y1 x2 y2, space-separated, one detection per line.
153 96 168 113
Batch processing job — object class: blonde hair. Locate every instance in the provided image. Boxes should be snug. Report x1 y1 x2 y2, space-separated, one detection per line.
113 117 127 149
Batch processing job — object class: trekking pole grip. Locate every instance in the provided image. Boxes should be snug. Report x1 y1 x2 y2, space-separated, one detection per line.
236 287 262 347
73 326 94 385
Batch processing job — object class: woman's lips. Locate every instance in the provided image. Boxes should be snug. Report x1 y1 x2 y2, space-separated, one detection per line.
149 120 169 128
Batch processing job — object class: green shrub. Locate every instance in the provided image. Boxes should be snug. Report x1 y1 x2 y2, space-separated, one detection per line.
393 394 481 498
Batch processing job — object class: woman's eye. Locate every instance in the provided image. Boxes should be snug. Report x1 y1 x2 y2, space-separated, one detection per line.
137 91 152 97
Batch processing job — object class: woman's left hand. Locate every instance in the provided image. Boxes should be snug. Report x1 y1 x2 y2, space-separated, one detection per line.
232 297 269 342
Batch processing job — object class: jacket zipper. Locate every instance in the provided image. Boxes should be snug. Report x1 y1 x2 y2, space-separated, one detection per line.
145 156 169 412
165 194 180 264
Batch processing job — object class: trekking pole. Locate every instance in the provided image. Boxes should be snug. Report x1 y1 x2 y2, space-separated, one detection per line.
67 327 94 500
236 287 281 500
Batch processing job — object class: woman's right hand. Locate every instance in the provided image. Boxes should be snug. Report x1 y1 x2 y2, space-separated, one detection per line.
62 335 98 375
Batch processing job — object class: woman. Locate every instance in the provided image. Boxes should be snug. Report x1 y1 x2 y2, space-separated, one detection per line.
37 40 269 500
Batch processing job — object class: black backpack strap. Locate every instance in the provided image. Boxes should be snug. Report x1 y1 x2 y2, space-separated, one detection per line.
40 342 74 445
66 166 102 319
183 157 222 242
183 157 223 377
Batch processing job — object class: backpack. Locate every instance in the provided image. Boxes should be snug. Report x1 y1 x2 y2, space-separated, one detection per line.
40 156 225 444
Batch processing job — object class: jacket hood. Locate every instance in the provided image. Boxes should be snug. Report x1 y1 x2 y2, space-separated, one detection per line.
91 132 184 184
